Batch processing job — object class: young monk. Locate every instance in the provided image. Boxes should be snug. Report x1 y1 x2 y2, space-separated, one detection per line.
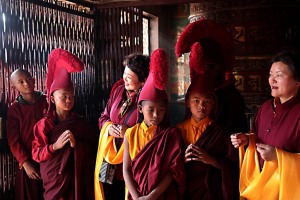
7 69 47 200
32 48 98 200
123 49 185 200
176 68 239 199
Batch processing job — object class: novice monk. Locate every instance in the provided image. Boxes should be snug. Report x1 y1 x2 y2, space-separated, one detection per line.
7 69 47 200
32 48 98 200
123 49 185 200
176 69 239 199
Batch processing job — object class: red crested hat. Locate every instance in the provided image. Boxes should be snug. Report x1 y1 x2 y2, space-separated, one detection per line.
46 48 84 100
176 19 234 73
186 72 215 97
138 48 168 103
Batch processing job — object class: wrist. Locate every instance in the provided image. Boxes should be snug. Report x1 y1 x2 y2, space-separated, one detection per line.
52 144 56 151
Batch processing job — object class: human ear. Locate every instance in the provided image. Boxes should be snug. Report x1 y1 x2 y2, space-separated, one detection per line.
138 105 143 113
50 96 55 103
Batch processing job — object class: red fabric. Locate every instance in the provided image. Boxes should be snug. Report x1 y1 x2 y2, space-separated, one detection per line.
252 95 300 167
128 126 185 200
186 73 215 96
49 68 74 95
99 85 140 129
14 167 44 200
215 83 248 134
46 48 84 99
138 49 168 103
184 123 239 200
189 42 205 75
32 113 98 200
7 94 47 164
149 48 168 90
6 93 47 200
175 19 234 72
99 85 140 180
138 73 168 103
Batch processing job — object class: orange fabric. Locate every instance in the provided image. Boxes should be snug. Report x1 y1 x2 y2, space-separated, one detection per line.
176 117 212 146
103 134 124 164
125 122 156 160
94 121 112 200
239 134 300 200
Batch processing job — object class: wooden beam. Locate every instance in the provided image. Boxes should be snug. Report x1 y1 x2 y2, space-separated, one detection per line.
89 0 200 8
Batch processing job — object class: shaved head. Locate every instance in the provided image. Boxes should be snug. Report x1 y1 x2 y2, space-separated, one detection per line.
10 69 32 86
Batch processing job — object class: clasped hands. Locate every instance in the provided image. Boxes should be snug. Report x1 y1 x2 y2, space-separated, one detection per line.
230 133 277 161
185 144 219 168
53 130 75 151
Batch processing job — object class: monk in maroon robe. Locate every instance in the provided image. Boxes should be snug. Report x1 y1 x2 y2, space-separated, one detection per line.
32 48 98 200
32 112 98 200
7 69 47 200
128 125 185 200
183 123 238 200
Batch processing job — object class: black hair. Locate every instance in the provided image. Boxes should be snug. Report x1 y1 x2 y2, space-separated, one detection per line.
271 51 300 81
123 53 150 82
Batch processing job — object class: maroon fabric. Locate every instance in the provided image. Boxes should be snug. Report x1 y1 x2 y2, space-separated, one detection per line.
215 84 248 134
6 93 47 200
184 123 239 200
14 167 44 200
128 126 185 200
98 85 140 180
99 85 140 129
32 113 98 200
252 95 300 167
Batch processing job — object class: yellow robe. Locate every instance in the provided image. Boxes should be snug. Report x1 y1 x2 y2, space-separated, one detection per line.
176 117 212 145
94 121 125 200
239 134 300 200
126 121 156 159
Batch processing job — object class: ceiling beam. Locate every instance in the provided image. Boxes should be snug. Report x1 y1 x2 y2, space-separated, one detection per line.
90 0 200 8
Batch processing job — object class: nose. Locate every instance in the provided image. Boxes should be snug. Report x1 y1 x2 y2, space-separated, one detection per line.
269 75 276 83
153 111 158 118
66 97 73 102
198 100 205 107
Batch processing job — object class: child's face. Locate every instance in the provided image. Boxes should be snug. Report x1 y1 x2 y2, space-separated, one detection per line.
11 71 35 94
51 89 75 112
187 92 215 123
139 100 166 127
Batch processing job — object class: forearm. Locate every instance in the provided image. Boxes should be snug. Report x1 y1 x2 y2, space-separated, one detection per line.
123 169 140 199
148 171 173 199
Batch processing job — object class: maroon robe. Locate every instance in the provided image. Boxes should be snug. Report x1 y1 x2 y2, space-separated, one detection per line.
184 123 239 200
215 84 248 134
6 92 47 200
129 125 185 200
98 85 140 180
252 95 300 167
32 112 98 200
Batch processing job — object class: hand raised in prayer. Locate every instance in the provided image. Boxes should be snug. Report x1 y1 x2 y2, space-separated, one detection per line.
23 160 41 180
230 133 249 148
68 131 75 147
256 143 277 161
53 130 75 150
185 144 220 168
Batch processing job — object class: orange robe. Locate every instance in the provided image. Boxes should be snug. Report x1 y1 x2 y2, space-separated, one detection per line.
239 135 300 200
239 96 300 200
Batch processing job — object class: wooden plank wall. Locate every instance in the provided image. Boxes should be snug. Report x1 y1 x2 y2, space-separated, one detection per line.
0 0 143 198
94 6 143 110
